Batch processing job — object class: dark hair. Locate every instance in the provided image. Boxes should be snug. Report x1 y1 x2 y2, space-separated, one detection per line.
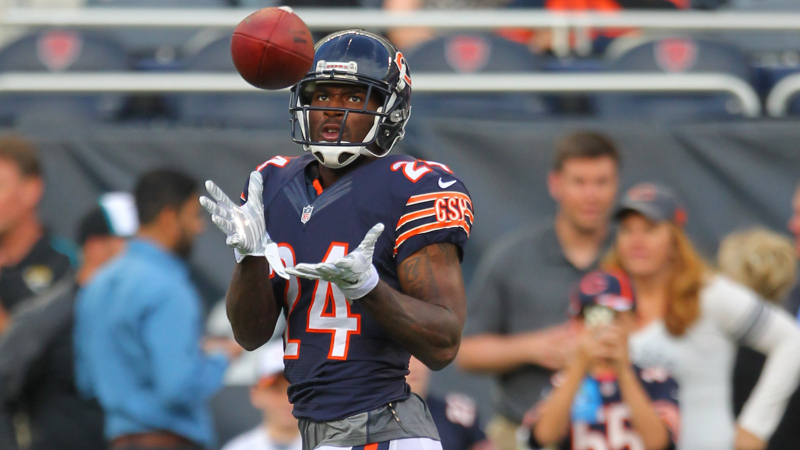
135 169 198 225
552 131 620 172
0 134 42 177
77 207 112 246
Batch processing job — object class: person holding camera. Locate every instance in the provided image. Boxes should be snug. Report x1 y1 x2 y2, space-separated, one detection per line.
523 271 679 450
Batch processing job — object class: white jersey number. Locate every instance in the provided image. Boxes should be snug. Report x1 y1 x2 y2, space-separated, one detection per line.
572 404 644 450
280 243 361 360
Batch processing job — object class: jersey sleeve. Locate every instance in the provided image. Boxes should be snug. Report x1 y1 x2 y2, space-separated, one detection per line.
393 172 474 264
637 366 681 444
239 155 294 206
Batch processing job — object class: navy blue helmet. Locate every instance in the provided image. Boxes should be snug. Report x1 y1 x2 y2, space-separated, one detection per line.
290 30 412 169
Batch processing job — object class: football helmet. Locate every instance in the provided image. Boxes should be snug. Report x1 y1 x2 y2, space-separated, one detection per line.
290 30 412 169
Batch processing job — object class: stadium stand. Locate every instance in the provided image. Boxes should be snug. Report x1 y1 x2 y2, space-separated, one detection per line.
406 33 551 119
597 36 755 121
0 30 129 126
88 0 229 64
173 34 289 128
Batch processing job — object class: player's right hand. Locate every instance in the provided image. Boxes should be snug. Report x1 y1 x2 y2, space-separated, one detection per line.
199 171 288 279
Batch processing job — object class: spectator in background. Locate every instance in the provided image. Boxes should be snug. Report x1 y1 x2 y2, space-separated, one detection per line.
457 131 619 450
786 183 800 317
0 135 73 331
384 0 512 51
406 356 491 450
718 228 797 305
74 169 240 450
221 341 301 450
0 193 136 450
718 227 800 450
607 183 800 450
500 0 686 55
523 270 679 450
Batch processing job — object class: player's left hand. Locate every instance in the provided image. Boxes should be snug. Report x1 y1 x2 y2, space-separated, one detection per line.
286 223 384 303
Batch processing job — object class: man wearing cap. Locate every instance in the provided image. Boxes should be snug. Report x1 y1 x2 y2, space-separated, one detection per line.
522 270 680 450
222 341 302 450
458 131 620 449
0 194 136 450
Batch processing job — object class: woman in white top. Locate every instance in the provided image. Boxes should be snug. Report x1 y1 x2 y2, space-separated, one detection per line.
603 183 800 450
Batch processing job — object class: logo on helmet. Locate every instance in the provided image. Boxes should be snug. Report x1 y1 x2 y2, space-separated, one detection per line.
394 52 412 89
580 272 609 296
627 184 658 202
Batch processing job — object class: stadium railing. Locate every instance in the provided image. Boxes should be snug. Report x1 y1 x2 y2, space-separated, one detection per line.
766 74 800 117
0 72 763 117
5 8 800 30
4 8 800 56
5 8 799 118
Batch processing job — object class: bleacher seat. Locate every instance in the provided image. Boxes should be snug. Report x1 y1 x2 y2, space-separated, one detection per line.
173 35 290 128
597 36 755 121
88 0 230 62
0 30 130 126
406 33 550 119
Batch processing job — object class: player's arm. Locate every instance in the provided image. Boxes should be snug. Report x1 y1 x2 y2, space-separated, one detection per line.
200 171 287 351
286 222 465 370
359 242 465 371
225 257 281 350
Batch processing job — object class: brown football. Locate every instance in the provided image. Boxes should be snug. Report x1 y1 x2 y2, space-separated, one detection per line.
231 7 315 90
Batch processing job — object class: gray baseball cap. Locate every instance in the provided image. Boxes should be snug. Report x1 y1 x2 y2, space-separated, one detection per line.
614 182 687 226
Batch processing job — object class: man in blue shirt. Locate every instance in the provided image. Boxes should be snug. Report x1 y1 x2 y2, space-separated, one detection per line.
74 169 238 450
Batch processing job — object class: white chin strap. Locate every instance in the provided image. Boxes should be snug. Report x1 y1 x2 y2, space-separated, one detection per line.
301 106 384 169
306 143 364 169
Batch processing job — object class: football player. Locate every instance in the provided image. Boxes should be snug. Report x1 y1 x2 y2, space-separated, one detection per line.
200 30 474 450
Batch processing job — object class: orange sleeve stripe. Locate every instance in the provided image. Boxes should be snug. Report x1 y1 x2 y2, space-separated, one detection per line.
396 208 436 230
407 191 472 207
365 444 378 450
394 219 471 253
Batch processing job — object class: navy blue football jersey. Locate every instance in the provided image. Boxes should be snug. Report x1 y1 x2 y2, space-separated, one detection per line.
526 366 680 450
240 154 474 421
426 394 490 450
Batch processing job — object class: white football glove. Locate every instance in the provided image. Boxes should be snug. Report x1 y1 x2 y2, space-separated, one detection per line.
199 171 288 279
286 223 384 302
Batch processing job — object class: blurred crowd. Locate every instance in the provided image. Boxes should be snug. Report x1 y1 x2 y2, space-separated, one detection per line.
0 131 797 450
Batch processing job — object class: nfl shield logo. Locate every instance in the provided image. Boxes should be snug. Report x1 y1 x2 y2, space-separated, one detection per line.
301 205 314 224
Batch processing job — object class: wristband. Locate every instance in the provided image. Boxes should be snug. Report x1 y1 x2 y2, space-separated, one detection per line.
340 264 379 302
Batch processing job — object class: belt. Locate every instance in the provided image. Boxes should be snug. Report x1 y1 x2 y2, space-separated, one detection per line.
110 431 199 449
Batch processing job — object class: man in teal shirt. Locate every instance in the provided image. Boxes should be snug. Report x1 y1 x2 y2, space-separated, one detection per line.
74 169 238 450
